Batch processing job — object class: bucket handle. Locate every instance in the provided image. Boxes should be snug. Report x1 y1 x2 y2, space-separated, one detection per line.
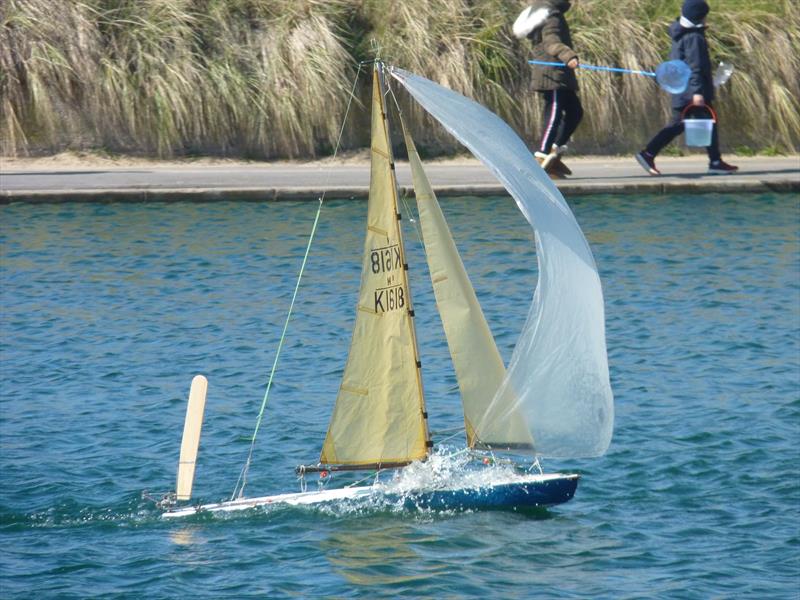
681 104 717 123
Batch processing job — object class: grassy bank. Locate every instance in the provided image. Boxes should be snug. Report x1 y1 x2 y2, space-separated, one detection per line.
2 0 798 159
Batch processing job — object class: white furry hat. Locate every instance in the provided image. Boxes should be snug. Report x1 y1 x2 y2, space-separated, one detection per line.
513 6 550 39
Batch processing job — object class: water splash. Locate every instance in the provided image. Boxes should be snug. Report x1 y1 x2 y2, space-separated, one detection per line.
380 447 525 494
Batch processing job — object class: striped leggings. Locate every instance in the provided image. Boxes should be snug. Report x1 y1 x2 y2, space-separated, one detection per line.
539 89 583 153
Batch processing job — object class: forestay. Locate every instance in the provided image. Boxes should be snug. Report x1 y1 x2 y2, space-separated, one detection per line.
391 68 614 458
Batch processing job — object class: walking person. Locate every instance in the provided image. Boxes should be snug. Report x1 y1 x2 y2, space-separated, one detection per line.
635 0 738 175
515 0 583 178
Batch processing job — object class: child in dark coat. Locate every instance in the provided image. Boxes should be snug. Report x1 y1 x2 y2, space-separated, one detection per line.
515 0 582 178
635 0 738 175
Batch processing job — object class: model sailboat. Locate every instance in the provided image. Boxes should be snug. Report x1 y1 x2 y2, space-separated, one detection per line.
162 63 613 518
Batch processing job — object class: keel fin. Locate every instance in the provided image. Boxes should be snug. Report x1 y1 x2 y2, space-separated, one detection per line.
176 375 208 501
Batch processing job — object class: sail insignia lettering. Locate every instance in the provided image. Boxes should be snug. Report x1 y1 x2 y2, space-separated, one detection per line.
370 244 402 274
374 284 405 313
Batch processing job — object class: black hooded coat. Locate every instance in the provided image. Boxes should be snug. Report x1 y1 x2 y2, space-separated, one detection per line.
668 20 715 108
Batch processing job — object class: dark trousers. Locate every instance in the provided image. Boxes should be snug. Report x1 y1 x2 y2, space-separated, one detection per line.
539 89 583 153
645 102 721 162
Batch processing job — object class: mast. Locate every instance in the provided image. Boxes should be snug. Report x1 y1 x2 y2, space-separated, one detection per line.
376 62 432 455
310 62 431 472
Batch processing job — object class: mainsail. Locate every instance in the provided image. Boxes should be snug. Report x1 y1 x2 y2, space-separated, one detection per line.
400 120 534 451
391 67 614 458
319 68 430 468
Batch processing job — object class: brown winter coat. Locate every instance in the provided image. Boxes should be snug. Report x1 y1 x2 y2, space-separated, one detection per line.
527 0 579 91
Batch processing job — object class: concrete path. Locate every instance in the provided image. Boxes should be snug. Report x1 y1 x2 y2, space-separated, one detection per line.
1 155 797 202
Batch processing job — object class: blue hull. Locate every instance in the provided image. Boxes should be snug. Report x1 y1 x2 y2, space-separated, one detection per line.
163 474 580 518
392 474 579 511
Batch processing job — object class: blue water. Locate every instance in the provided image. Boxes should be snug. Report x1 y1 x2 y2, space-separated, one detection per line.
1 193 798 598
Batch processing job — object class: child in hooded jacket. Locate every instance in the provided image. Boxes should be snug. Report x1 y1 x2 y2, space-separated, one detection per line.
635 0 738 175
516 0 582 178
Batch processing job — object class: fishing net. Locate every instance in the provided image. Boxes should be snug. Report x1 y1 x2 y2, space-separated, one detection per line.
655 59 692 94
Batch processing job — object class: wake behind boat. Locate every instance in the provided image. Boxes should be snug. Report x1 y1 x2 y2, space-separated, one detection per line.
159 62 613 518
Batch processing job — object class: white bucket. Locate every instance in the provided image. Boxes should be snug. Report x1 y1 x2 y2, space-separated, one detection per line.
684 119 714 146
682 105 717 147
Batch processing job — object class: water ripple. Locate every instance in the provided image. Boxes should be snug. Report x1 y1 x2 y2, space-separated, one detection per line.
1 194 798 598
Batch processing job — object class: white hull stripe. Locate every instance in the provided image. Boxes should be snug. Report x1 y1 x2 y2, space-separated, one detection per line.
162 472 576 518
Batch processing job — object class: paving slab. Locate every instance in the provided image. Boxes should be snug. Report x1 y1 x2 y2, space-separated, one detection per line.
1 155 797 202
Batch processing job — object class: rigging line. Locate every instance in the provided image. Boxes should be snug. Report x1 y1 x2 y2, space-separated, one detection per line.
432 426 467 435
386 78 425 245
231 205 322 500
231 62 366 501
400 190 423 244
345 468 386 489
435 428 467 445
319 61 365 202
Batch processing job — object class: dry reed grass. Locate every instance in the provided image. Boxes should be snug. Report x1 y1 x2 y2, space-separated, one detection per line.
1 0 797 158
